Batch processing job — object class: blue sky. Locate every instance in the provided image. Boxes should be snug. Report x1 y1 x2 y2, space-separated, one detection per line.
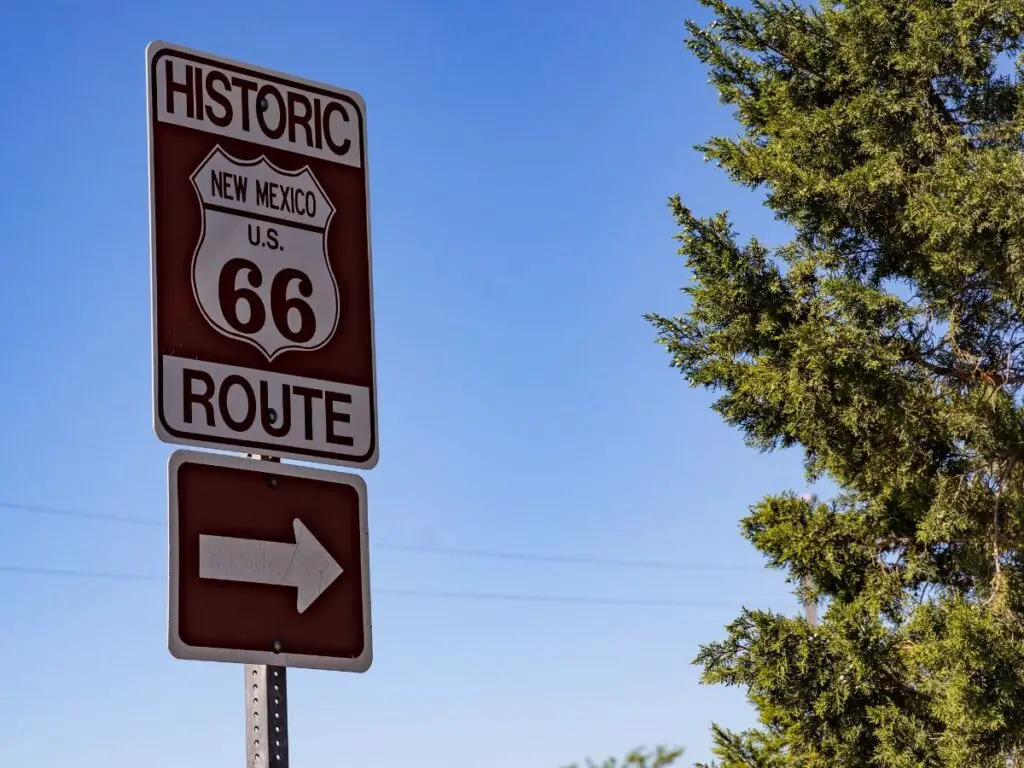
0 1 811 765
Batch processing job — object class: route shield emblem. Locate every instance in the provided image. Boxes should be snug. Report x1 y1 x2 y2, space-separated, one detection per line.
190 147 340 360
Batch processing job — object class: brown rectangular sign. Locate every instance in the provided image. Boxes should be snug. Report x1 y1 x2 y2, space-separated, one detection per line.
147 42 378 468
168 450 372 672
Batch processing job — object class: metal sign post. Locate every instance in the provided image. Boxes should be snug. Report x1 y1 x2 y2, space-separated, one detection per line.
246 455 288 768
246 663 289 768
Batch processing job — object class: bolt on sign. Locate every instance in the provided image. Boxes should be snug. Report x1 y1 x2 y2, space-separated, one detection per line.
169 450 372 672
147 41 377 468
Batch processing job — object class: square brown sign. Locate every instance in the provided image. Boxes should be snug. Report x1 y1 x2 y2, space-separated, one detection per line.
147 41 377 468
168 450 372 672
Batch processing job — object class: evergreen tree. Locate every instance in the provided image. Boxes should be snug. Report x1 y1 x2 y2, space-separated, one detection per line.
563 746 685 768
646 0 1024 765
696 724 788 768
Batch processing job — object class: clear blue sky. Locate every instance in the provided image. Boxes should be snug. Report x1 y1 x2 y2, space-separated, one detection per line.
0 1 810 765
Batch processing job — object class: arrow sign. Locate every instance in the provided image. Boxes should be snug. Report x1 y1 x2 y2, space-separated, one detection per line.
199 518 343 613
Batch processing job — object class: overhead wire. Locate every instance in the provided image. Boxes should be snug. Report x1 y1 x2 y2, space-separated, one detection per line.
0 499 761 571
0 498 761 608
0 565 739 608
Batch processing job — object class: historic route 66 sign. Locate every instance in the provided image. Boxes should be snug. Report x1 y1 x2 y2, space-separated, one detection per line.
148 42 378 468
191 148 339 360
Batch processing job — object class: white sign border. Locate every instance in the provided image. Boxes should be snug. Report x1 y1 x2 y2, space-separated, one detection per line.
167 449 373 673
147 40 379 470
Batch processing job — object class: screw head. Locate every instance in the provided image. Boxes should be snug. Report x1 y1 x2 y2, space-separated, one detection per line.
272 639 282 652
267 408 278 425
257 96 269 112
267 475 278 489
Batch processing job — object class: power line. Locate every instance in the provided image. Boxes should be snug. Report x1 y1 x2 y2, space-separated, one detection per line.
0 501 160 526
377 588 735 608
368 542 750 571
0 565 159 582
0 564 737 608
0 499 761 572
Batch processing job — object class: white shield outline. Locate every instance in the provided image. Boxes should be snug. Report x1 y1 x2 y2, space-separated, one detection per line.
188 145 341 361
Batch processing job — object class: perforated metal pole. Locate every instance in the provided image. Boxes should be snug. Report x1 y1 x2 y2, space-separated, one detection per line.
246 455 289 768
246 663 289 768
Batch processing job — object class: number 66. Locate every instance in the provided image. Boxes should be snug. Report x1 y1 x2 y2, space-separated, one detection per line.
217 258 317 344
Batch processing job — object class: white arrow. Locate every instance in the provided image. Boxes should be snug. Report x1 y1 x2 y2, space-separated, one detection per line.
199 519 343 614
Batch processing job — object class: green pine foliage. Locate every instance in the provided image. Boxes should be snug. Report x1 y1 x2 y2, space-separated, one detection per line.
646 0 1024 765
696 724 789 768
563 746 685 768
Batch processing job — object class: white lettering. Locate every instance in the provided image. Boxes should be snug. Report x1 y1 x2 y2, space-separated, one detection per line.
160 355 371 460
153 51 364 168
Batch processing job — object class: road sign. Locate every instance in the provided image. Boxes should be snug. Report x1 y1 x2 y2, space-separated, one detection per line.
147 41 378 468
168 450 372 672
